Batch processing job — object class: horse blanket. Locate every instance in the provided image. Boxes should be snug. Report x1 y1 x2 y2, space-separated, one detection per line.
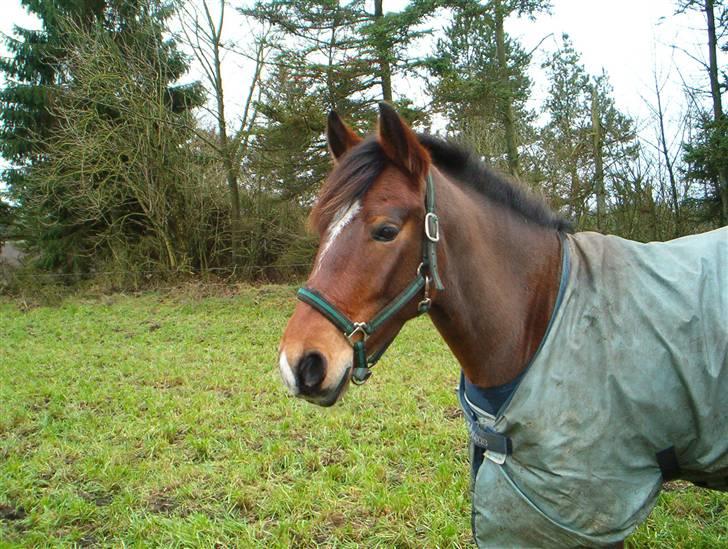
461 227 728 548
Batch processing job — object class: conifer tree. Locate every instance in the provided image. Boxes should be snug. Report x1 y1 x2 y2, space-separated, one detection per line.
677 0 727 224
240 0 436 205
540 36 638 231
428 0 548 176
0 0 202 270
429 2 528 169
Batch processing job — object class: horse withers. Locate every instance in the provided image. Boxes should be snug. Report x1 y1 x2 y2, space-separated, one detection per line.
278 103 728 547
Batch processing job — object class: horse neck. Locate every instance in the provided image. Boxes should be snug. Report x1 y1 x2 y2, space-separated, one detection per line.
428 173 563 388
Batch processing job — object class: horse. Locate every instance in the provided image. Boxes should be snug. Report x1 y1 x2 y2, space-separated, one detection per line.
278 102 728 547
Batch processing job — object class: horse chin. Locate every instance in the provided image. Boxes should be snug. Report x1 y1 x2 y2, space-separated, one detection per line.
301 366 351 407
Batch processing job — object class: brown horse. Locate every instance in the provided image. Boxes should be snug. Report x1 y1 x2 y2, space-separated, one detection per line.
278 103 728 547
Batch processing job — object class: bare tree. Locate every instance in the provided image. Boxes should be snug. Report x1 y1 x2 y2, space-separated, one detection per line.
591 86 606 231
26 21 231 278
179 0 270 262
645 70 686 237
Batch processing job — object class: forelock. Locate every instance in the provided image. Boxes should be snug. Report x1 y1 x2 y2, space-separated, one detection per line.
310 137 387 235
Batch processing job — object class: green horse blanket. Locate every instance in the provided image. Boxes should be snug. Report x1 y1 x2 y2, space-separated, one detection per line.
462 227 728 547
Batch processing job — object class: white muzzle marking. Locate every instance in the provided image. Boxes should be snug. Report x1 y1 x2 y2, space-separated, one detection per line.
278 351 298 395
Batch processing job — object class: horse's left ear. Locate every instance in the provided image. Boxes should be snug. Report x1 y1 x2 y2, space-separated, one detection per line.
377 102 431 182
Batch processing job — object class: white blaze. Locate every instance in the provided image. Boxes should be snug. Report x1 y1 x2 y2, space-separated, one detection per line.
312 200 360 275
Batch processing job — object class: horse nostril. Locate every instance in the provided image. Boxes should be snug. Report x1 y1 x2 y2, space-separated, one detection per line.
298 352 326 391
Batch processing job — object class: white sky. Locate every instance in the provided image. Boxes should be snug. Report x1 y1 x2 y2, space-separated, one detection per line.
1 0 724 192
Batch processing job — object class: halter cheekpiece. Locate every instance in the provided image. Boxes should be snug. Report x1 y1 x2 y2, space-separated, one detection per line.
297 172 444 384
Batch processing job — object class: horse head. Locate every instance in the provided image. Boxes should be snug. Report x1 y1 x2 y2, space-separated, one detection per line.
278 103 443 406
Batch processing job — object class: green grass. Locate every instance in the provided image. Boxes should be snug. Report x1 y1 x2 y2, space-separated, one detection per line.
1 286 726 547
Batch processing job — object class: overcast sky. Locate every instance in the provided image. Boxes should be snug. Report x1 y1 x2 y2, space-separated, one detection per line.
1 0 724 191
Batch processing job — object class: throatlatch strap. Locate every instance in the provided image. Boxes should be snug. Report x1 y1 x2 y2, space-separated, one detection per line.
368 275 426 332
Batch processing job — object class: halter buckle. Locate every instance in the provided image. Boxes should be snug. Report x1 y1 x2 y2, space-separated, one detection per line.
425 212 440 242
346 322 369 345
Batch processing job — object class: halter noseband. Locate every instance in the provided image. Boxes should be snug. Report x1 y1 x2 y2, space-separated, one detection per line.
297 173 445 384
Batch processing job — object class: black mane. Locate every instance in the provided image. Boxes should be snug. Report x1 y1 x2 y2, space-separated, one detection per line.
311 134 571 235
418 135 571 232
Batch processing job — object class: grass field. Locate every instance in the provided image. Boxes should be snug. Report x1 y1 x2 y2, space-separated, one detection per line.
1 285 726 547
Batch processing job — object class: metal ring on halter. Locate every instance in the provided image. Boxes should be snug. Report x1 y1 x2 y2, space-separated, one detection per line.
345 322 369 345
425 212 440 242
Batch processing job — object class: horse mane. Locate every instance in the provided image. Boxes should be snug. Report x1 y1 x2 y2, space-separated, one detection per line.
311 134 572 235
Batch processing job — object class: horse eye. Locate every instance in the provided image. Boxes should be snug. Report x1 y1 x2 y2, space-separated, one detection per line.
372 224 400 242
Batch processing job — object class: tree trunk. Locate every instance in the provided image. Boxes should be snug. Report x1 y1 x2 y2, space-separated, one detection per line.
374 0 393 102
494 0 519 176
705 0 727 223
325 2 340 111
591 87 606 231
208 0 241 262
654 75 681 237
705 0 723 122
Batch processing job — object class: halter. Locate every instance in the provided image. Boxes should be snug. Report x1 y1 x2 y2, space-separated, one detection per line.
297 173 445 384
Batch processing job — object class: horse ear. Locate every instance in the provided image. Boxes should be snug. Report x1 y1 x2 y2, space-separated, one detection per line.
327 110 362 161
377 102 430 180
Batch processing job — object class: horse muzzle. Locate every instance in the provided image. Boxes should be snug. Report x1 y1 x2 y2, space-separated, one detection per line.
277 348 351 407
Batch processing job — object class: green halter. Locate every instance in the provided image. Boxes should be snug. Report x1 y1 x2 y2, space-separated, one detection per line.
297 173 444 384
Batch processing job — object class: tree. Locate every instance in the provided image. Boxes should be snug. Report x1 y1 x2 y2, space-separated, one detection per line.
539 36 593 220
540 36 638 232
491 0 552 175
428 0 549 176
239 0 377 211
0 1 203 271
677 0 727 224
373 0 393 101
364 0 438 105
0 198 12 246
0 1 199 189
18 20 227 276
588 73 641 234
179 0 270 263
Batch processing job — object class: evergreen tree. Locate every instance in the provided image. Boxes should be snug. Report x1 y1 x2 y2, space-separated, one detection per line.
0 0 202 270
0 1 199 189
240 0 372 206
540 36 639 232
428 0 548 176
239 0 366 207
429 1 527 169
683 115 728 223
241 0 436 207
677 0 727 224
0 198 12 244
539 36 592 218
589 73 642 235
